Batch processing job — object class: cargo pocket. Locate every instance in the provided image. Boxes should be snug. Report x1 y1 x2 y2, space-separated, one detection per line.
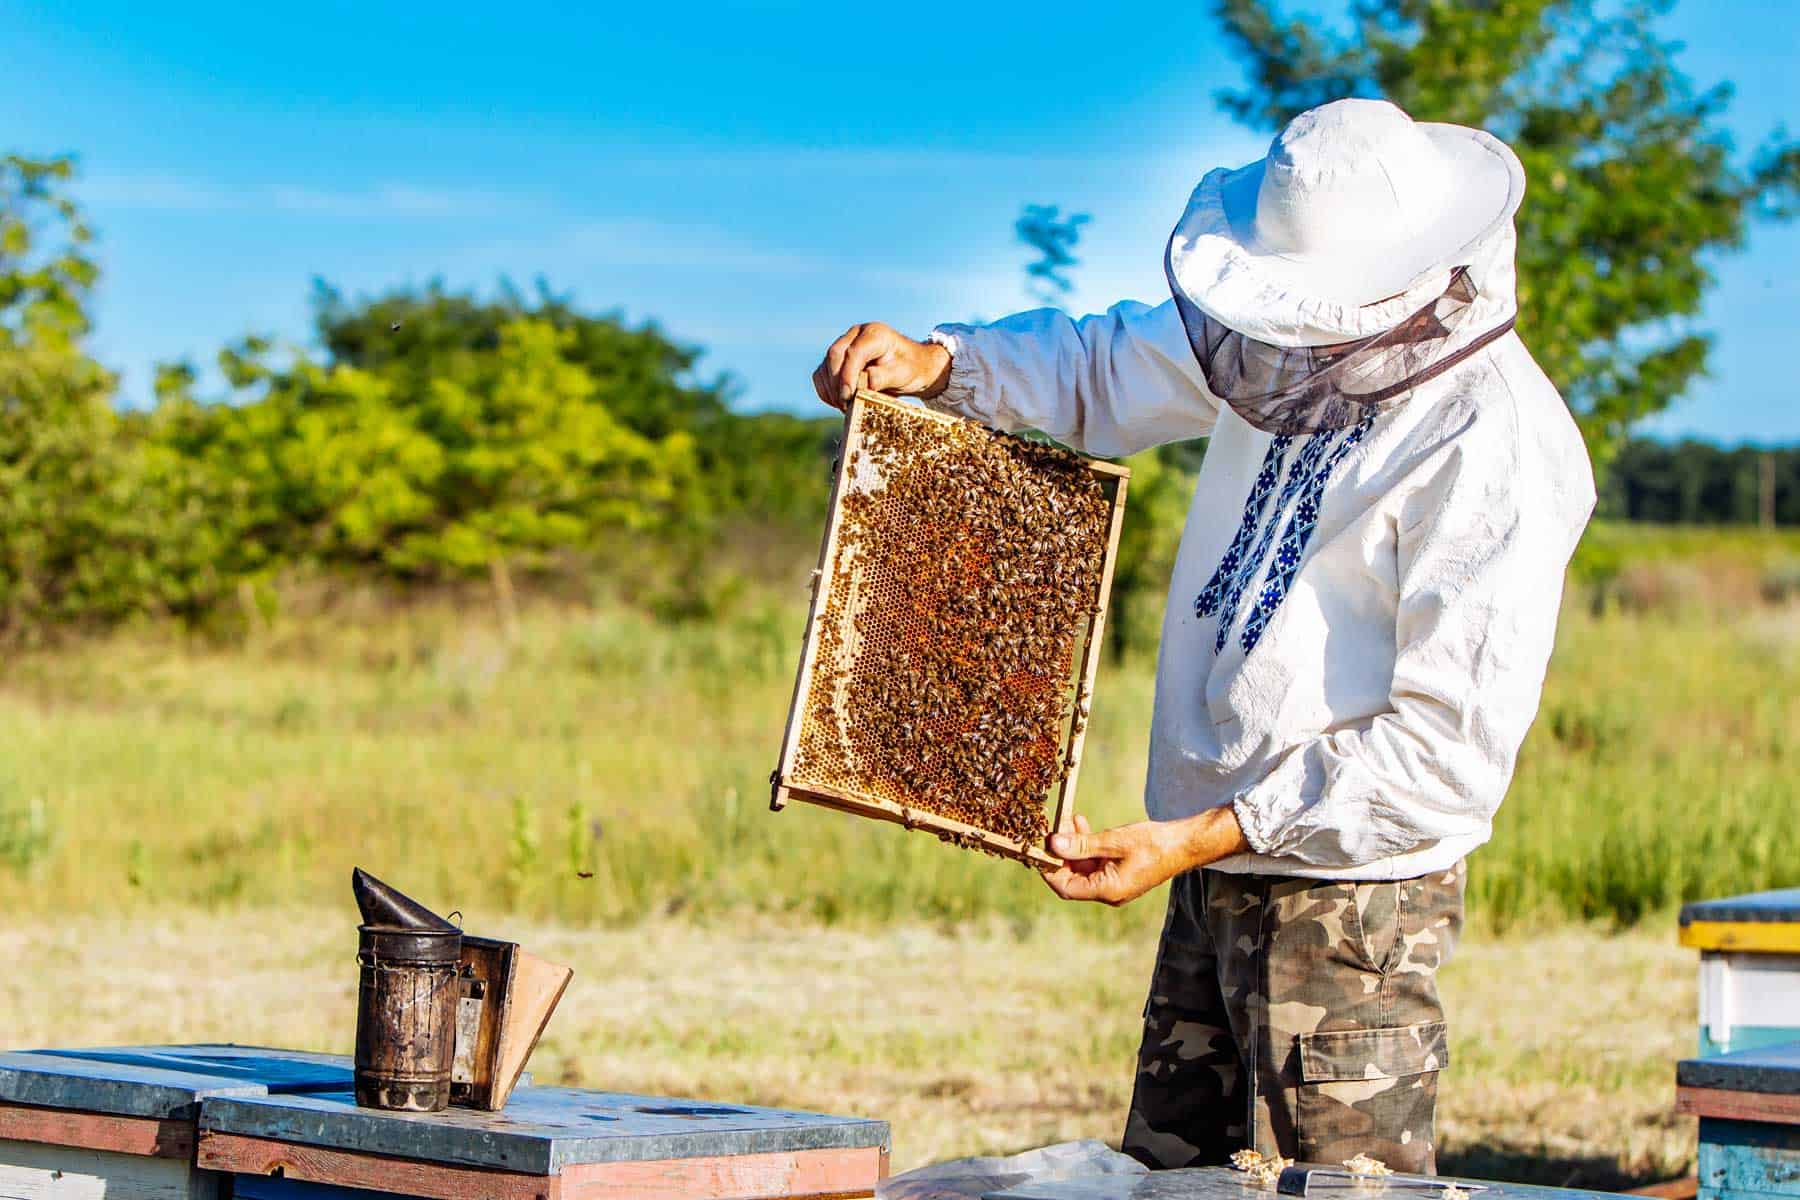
1295 1021 1447 1174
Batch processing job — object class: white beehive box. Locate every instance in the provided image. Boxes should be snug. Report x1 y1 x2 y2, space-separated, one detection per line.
1681 888 1800 1056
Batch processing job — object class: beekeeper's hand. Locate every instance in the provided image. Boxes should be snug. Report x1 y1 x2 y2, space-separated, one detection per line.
814 322 952 410
1040 809 1250 906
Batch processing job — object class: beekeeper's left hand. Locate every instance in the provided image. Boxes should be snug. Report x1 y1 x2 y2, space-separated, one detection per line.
1041 809 1249 906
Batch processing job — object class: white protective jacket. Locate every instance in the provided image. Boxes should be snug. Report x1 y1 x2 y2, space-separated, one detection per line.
927 260 1595 880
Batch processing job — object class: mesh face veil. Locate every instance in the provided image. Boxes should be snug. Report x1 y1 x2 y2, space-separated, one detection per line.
1164 263 1517 436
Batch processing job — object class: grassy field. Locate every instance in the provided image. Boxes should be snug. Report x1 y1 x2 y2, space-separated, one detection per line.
1 523 1798 930
2 910 1695 1189
0 523 1795 1184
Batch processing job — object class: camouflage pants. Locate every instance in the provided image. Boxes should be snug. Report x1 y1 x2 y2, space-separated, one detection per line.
1122 863 1465 1173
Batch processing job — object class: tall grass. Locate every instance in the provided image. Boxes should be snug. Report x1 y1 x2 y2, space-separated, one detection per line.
1 524 1796 933
1479 607 1800 927
0 592 1155 935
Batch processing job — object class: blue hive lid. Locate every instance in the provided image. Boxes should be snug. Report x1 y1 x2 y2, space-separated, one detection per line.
1680 887 1800 927
0 1045 354 1120
1678 1041 1800 1096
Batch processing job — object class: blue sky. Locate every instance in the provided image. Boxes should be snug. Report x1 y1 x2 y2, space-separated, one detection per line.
3 1 1796 442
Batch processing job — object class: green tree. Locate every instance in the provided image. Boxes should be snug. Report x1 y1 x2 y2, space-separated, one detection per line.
309 279 837 534
161 318 698 586
1213 0 1800 462
310 278 729 442
0 156 152 638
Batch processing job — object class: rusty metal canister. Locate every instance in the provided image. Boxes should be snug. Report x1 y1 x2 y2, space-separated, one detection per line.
354 925 462 1112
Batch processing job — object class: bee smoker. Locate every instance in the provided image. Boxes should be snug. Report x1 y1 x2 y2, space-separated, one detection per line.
354 925 462 1111
350 868 573 1114
353 871 462 1112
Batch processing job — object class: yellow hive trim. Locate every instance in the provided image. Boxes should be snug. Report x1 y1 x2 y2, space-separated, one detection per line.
776 391 1127 864
1680 921 1800 953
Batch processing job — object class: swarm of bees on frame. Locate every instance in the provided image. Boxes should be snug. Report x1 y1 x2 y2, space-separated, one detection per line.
792 402 1112 850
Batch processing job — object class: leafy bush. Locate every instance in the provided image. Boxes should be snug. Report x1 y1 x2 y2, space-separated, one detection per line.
0 156 164 638
159 320 698 583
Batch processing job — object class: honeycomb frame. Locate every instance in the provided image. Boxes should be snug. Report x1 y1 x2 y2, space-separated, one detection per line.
771 390 1130 868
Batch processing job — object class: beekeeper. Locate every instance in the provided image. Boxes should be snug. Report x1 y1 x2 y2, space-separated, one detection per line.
812 98 1596 1174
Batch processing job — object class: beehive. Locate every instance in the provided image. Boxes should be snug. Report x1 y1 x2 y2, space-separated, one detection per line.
1681 887 1800 1056
772 390 1129 867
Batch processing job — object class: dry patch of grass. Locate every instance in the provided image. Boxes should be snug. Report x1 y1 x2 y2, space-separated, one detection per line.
1435 927 1695 1189
0 909 1695 1186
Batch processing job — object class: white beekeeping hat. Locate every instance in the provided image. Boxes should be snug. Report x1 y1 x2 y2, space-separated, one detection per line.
1167 97 1526 350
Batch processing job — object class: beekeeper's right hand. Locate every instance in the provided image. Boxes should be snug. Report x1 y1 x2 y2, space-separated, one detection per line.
813 322 952 411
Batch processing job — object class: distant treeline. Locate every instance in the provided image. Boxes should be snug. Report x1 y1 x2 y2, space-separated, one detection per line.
1598 438 1800 526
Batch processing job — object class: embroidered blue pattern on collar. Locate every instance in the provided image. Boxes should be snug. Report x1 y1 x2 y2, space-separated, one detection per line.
1237 414 1377 653
1209 426 1337 653
1194 435 1291 621
1195 414 1378 656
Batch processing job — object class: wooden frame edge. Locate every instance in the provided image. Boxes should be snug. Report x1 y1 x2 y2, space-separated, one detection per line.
771 397 865 813
1053 467 1128 836
781 780 1061 869
850 388 957 425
